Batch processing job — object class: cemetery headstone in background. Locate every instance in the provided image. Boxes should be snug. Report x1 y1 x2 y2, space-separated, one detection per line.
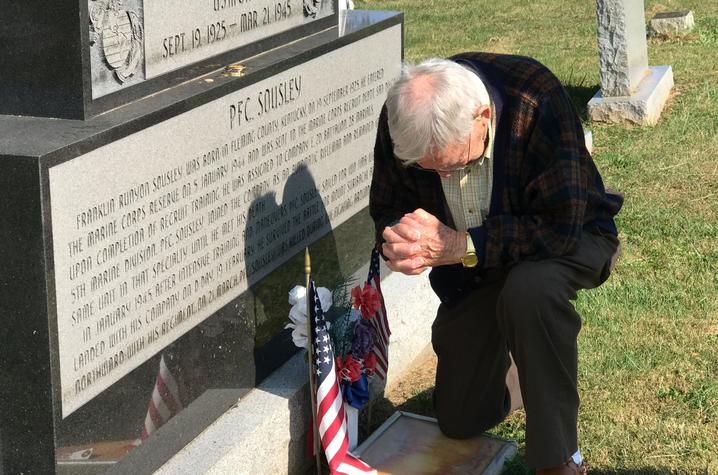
650 11 696 37
588 0 674 125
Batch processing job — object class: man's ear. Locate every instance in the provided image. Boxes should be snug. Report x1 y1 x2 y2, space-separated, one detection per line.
473 104 491 120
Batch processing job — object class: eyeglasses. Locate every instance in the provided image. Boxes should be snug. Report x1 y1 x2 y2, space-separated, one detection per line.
410 162 468 173
409 129 473 174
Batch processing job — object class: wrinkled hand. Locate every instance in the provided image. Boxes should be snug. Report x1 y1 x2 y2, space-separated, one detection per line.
382 209 465 275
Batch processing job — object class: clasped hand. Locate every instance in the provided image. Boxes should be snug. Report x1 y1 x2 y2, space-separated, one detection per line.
381 209 465 275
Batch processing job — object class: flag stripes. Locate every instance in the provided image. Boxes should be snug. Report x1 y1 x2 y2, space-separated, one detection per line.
140 354 183 440
310 279 375 475
367 249 390 380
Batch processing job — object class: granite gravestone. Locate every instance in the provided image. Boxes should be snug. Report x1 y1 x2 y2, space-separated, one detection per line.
0 8 403 474
588 0 673 125
0 0 336 119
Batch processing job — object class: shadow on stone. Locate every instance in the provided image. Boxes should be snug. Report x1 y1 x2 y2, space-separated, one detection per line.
243 164 344 474
244 163 341 383
360 387 436 439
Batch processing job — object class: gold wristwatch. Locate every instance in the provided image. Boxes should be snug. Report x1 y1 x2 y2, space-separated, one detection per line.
461 232 478 268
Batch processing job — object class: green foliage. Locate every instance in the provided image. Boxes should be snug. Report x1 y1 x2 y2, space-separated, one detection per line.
697 16 718 45
355 0 718 472
657 381 718 418
326 276 358 357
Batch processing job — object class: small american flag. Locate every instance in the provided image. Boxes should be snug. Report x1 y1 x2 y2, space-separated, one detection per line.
367 249 390 380
140 354 183 440
310 280 376 475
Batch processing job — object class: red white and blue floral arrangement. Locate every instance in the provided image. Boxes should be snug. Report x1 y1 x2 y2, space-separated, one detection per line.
286 280 383 412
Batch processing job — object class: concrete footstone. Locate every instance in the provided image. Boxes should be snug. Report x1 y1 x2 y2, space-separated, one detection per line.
651 11 695 37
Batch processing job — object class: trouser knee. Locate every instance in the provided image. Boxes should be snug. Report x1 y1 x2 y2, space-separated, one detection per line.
497 263 581 341
434 389 508 439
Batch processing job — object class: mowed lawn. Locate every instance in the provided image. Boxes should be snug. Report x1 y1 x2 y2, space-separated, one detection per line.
355 0 718 473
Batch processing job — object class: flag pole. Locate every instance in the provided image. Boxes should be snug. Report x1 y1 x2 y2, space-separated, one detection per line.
305 247 323 475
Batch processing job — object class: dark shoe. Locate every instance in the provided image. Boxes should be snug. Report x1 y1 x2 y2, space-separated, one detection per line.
536 459 588 475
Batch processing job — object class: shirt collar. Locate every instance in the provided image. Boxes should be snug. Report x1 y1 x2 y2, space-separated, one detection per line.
483 98 497 162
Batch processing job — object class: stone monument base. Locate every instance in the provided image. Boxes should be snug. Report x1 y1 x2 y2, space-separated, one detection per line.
155 265 440 474
588 65 674 126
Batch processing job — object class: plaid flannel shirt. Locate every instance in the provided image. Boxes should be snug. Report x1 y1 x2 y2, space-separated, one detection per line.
369 53 623 292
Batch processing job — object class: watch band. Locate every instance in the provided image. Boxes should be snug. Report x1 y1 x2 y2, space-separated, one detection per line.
466 231 476 254
461 231 478 268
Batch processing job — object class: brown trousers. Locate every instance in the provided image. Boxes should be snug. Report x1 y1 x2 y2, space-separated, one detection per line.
431 230 620 469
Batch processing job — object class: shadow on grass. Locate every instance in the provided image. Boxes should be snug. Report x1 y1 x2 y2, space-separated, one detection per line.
360 387 436 439
563 83 600 122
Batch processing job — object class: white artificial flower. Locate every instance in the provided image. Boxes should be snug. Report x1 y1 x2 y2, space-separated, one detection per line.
316 287 333 312
288 285 306 306
287 285 332 313
285 320 308 349
286 285 333 349
285 303 309 349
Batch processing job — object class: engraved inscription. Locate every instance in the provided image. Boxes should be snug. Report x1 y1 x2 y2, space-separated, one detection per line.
53 25 401 417
146 0 310 75
91 0 335 98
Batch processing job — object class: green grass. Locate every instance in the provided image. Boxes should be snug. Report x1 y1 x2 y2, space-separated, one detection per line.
355 0 718 472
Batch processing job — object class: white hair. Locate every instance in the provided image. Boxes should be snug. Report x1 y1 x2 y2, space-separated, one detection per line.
385 58 490 165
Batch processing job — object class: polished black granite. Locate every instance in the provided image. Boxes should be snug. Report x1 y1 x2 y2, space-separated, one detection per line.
0 10 402 474
0 0 339 120
0 10 400 157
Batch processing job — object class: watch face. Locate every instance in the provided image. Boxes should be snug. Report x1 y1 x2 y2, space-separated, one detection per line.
462 253 478 268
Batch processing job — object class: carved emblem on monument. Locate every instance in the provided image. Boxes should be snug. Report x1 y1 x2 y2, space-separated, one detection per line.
89 0 144 83
303 0 323 18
